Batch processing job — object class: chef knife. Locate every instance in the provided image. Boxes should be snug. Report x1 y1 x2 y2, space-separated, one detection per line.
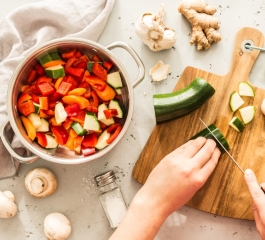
199 118 265 194
199 118 245 174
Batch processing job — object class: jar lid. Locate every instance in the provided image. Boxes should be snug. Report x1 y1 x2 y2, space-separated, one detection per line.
94 170 116 187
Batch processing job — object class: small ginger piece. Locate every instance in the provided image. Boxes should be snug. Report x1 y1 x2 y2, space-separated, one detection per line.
178 0 221 50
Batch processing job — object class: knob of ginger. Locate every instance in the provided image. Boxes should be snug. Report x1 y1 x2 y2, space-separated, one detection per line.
178 0 221 50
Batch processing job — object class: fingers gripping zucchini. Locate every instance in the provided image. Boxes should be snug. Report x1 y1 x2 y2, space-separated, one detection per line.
153 77 215 124
190 124 230 153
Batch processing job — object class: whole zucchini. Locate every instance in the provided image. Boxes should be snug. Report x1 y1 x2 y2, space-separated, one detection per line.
153 77 215 124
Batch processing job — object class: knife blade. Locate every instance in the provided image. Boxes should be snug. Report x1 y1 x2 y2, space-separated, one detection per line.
199 118 245 174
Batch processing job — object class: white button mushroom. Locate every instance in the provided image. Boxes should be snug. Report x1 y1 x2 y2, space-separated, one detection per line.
0 190 18 218
44 212 72 240
25 168 57 198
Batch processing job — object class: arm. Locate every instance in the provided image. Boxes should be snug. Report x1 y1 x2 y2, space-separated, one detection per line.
109 137 221 240
244 169 265 238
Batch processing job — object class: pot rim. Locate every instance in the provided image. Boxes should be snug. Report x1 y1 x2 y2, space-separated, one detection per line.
7 38 135 164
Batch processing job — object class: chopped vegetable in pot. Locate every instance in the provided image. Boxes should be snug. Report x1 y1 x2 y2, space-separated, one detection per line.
18 50 125 156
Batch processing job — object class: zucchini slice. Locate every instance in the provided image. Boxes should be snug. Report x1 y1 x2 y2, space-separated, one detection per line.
229 117 245 132
190 124 230 153
239 81 255 97
153 77 215 124
229 91 244 112
239 106 256 124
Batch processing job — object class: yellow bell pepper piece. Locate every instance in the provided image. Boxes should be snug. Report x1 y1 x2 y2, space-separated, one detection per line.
67 88 86 96
62 95 89 109
21 116 36 141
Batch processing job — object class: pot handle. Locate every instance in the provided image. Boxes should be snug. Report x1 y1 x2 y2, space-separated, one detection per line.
0 121 39 164
106 41 145 88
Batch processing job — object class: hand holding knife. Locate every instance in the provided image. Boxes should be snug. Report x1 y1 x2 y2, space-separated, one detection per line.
199 118 265 193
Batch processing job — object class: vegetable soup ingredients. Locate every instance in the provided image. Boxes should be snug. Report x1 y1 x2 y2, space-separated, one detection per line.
0 190 18 218
149 60 171 82
17 49 125 156
229 117 245 132
25 168 57 198
238 81 255 97
153 77 215 124
178 0 221 50
229 91 244 112
239 106 256 124
44 212 71 240
135 3 177 51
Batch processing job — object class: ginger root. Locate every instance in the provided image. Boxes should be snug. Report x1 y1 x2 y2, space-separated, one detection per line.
178 0 221 50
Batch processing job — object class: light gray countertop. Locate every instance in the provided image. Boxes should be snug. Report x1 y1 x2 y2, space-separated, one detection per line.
0 0 265 239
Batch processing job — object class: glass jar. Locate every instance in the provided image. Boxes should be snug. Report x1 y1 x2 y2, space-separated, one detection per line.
94 170 127 228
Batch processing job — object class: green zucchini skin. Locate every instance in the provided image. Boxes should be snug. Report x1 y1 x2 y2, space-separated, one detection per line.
190 124 230 153
153 77 215 124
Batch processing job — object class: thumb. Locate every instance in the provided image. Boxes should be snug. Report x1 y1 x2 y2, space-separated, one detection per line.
244 169 265 209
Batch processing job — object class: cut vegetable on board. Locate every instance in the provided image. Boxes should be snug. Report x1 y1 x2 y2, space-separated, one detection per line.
239 81 255 97
190 124 229 153
229 117 245 132
239 106 256 124
229 91 245 112
153 77 215 124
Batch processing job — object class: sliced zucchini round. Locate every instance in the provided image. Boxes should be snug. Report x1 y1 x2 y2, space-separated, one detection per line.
239 106 256 124
239 81 255 97
229 91 245 112
229 117 245 132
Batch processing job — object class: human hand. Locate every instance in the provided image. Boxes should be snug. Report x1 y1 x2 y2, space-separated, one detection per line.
136 137 221 218
244 169 265 239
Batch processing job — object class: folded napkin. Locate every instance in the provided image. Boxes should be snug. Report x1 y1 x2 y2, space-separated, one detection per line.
0 0 115 178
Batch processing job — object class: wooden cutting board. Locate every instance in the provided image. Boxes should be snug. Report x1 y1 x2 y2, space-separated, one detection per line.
132 27 265 220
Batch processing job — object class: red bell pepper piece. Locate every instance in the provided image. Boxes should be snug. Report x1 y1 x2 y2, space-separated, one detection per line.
82 132 98 148
35 63 45 76
23 84 40 95
36 76 52 86
75 51 83 59
99 121 108 130
103 61 113 72
49 92 62 102
62 49 77 59
81 146 96 156
106 123 122 144
103 109 118 119
92 62 107 81
82 70 90 82
36 132 47 147
70 109 86 125
56 81 73 96
51 126 69 145
86 91 99 113
65 103 80 117
37 82 55 96
64 75 78 89
30 94 40 104
67 67 84 82
17 93 35 116
48 100 57 110
85 75 106 91
65 57 77 72
73 60 87 69
91 54 102 62
27 69 37 83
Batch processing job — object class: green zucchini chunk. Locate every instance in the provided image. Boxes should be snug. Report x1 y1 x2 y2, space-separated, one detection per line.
190 124 230 153
153 77 215 124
